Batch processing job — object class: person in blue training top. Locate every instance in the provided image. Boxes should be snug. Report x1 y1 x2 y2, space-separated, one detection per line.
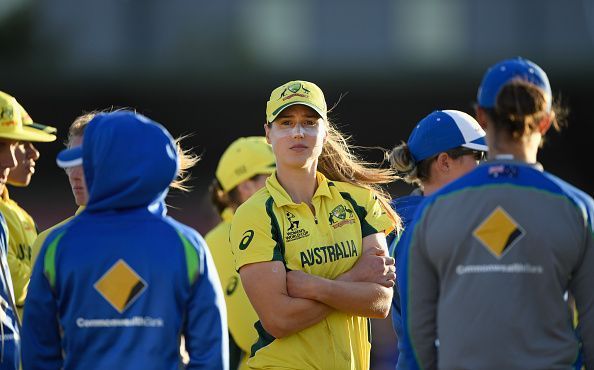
401 57 594 370
22 111 228 370
386 110 487 369
388 110 488 242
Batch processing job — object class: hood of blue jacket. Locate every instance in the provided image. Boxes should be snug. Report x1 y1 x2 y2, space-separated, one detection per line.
83 112 179 212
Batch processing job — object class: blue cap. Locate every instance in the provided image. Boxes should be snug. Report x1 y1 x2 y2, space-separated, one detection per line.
57 145 83 168
408 110 488 163
477 57 552 111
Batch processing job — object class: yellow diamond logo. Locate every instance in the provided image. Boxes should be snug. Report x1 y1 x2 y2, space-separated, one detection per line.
473 207 525 259
94 260 147 313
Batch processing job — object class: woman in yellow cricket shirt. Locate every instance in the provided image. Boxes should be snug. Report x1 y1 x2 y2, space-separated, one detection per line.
206 136 276 369
0 94 57 320
230 80 400 370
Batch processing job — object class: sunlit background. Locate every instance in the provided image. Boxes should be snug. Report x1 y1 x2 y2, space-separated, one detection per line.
2 1 593 368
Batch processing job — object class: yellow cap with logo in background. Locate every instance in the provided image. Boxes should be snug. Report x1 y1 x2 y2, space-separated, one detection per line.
0 91 56 142
266 80 327 123
216 136 276 192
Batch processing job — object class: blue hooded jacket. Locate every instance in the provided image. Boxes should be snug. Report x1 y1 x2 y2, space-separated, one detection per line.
22 112 228 370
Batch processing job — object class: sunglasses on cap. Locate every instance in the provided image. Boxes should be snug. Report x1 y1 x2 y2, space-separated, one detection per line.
446 147 486 162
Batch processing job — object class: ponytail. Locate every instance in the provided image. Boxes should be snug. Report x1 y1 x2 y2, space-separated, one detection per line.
388 142 432 187
485 80 566 143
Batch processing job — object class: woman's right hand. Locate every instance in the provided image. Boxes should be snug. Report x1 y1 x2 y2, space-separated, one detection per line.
340 245 396 288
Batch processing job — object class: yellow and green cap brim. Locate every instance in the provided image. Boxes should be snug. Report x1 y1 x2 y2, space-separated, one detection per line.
20 106 58 138
26 122 58 135
0 125 57 142
266 101 327 124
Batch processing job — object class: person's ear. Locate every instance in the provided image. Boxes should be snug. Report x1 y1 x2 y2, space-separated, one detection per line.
264 123 271 144
236 180 252 203
435 152 450 173
538 113 553 135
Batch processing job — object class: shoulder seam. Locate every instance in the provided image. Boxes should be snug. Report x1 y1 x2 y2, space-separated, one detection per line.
174 229 201 286
43 230 67 290
265 196 286 265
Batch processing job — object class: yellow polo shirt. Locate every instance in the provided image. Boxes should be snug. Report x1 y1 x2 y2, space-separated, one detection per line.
231 172 394 370
206 208 259 370
0 189 38 319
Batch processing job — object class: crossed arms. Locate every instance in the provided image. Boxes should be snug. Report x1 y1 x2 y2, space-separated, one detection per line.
239 233 395 338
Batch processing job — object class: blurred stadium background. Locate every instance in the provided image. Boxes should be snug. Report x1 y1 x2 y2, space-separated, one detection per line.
2 1 593 368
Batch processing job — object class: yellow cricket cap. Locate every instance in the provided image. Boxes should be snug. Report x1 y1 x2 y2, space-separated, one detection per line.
266 80 327 123
0 91 56 142
216 136 276 192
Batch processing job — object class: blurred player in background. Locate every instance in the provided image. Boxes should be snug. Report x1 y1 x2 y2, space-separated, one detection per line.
30 112 92 267
30 110 197 266
387 109 487 369
206 136 275 369
0 92 56 323
231 80 400 369
401 57 594 369
0 91 58 369
22 111 227 369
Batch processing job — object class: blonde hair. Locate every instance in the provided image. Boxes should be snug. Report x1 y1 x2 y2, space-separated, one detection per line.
317 119 401 232
171 136 199 192
68 110 198 192
67 108 125 147
67 112 96 147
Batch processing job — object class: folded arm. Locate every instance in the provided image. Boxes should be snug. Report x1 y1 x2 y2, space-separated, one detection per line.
240 260 333 339
286 233 395 318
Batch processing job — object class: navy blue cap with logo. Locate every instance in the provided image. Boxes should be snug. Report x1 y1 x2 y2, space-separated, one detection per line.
477 57 552 112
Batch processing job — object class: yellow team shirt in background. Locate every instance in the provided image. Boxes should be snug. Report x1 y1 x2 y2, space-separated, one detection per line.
30 206 85 267
206 207 259 370
0 189 38 319
231 172 394 370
